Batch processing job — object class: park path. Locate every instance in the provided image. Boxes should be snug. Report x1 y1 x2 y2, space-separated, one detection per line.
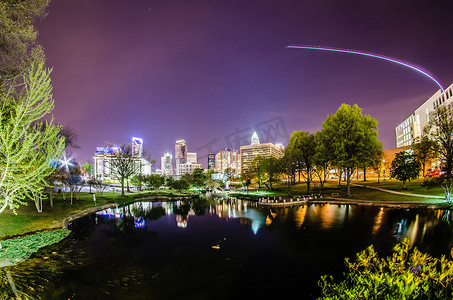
352 183 445 199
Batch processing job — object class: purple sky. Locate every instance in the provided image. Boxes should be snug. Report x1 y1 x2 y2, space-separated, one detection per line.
36 0 453 167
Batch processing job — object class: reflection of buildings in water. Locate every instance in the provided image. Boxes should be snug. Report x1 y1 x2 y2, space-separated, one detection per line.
210 199 265 234
176 215 189 228
307 204 346 230
372 208 385 235
293 206 307 229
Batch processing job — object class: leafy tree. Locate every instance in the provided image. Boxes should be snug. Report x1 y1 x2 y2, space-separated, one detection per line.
0 0 49 87
260 157 281 190
319 238 453 299
144 174 165 190
0 63 65 214
250 156 265 189
240 170 254 194
413 135 439 176
171 179 190 192
314 131 332 194
288 131 317 194
320 104 381 196
424 105 453 183
280 147 298 195
192 168 207 188
371 149 384 183
130 174 145 191
390 151 422 189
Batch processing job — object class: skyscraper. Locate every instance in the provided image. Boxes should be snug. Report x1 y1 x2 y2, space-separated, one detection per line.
187 152 197 164
132 137 143 157
175 139 187 175
240 132 282 172
208 154 216 170
215 148 240 176
161 153 173 176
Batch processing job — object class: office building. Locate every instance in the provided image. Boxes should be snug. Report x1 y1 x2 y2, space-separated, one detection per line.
215 148 241 176
187 152 197 164
240 132 282 172
179 162 202 175
208 154 216 169
175 139 187 175
161 153 173 176
94 138 152 180
395 83 453 147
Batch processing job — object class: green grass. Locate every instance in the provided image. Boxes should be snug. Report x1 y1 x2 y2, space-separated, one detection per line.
234 178 448 204
0 189 190 238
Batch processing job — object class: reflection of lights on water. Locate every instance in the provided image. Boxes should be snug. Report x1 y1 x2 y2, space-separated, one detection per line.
294 206 307 229
135 217 145 228
372 208 385 235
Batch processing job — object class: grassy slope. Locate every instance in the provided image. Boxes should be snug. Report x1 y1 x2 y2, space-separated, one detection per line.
0 190 191 238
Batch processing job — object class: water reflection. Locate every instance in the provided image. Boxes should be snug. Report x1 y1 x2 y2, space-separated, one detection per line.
89 199 453 255
4 199 453 300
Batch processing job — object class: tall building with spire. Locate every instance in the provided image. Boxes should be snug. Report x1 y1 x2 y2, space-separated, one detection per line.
175 139 187 175
240 132 282 172
251 131 260 145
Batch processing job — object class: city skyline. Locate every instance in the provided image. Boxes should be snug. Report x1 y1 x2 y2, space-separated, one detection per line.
35 0 453 164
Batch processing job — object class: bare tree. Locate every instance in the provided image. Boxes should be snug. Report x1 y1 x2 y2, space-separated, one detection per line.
109 144 139 196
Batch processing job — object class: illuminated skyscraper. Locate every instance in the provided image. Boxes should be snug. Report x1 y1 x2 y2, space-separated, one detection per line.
175 139 187 175
187 152 197 164
132 137 143 157
215 148 240 176
240 132 282 172
161 153 173 176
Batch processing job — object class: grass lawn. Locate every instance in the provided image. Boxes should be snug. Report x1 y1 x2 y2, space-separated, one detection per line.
0 189 192 238
233 178 447 203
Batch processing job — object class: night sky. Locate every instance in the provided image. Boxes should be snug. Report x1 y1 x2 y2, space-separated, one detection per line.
36 0 453 167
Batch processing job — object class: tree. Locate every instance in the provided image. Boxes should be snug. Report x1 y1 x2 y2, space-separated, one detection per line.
192 168 207 189
171 179 190 192
371 149 384 183
319 238 453 300
280 147 298 195
0 63 65 214
240 170 254 194
288 131 317 194
412 135 439 176
320 104 382 196
250 156 265 189
390 151 422 189
144 174 165 190
314 131 332 194
424 105 453 183
109 144 138 196
260 157 281 190
0 0 49 87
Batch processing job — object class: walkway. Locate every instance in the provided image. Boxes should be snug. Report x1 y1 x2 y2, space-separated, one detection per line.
352 183 445 199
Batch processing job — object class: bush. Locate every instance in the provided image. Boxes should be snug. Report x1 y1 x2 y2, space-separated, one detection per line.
318 238 453 299
422 175 445 189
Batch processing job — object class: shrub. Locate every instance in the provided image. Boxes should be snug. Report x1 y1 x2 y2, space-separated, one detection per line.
318 238 453 299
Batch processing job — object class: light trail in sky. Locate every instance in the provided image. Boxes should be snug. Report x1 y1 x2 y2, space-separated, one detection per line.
286 44 444 91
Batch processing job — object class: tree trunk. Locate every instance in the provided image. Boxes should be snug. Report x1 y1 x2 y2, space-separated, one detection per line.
49 190 53 207
363 166 367 181
346 169 351 196
121 178 125 196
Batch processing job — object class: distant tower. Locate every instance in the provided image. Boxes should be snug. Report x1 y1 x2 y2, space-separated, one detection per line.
175 139 187 175
208 154 216 170
132 137 143 157
161 153 173 176
251 132 260 145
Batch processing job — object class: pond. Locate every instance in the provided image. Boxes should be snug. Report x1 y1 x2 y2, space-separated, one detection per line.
4 198 453 299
